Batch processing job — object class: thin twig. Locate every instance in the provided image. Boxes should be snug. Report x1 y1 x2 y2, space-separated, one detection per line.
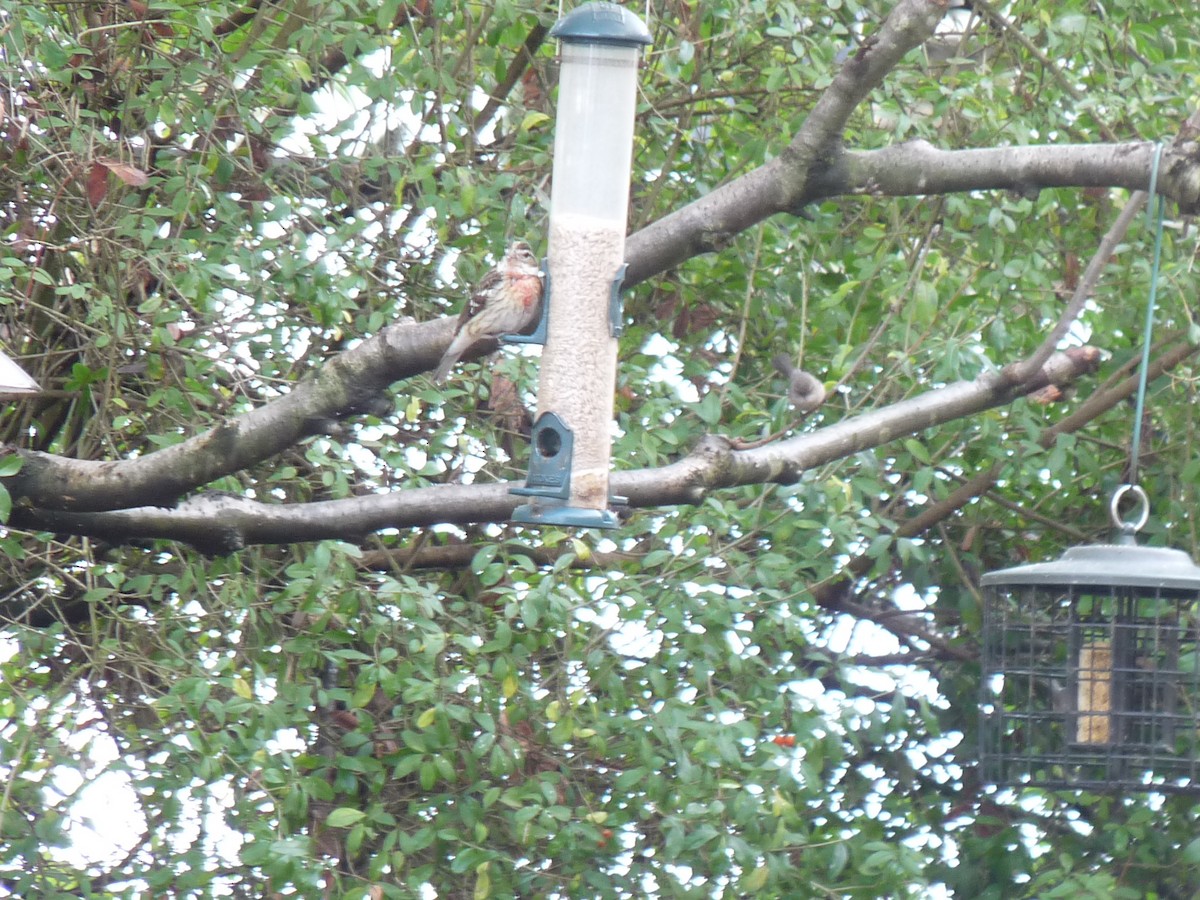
1005 191 1146 385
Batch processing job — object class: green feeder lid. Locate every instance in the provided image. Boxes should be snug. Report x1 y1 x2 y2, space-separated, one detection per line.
981 544 1200 591
550 2 652 47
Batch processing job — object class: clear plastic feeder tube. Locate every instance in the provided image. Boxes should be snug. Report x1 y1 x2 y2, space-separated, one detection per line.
536 3 649 514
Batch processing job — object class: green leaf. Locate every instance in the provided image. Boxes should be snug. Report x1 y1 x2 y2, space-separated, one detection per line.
903 438 931 465
1183 836 1200 865
324 808 366 829
739 865 769 892
520 111 550 132
474 861 492 899
828 841 849 879
695 390 722 426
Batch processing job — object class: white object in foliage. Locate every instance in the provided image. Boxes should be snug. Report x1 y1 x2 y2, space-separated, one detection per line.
0 349 39 393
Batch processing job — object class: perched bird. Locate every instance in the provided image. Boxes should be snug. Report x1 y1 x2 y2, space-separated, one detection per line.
433 242 543 383
771 354 826 413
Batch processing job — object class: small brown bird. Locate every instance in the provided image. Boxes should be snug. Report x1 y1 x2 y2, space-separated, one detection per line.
771 354 826 413
433 242 543 383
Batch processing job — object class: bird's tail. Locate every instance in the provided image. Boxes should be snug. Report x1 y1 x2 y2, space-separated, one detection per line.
432 356 456 384
432 338 465 383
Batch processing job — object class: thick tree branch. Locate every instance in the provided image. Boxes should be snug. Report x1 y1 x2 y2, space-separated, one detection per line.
816 140 1157 202
1047 332 1198 438
624 0 947 285
625 36 1200 291
6 320 456 512
628 133 1200 290
12 347 1100 549
618 347 1098 507
896 333 1198 552
473 21 551 134
212 0 265 38
8 137 1191 517
804 333 1200 658
355 543 643 573
9 0 1200 525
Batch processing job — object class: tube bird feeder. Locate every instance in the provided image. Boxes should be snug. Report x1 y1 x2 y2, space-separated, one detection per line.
511 1 650 529
979 489 1200 793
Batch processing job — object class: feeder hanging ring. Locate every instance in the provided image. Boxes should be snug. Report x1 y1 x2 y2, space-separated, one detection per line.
1110 483 1150 541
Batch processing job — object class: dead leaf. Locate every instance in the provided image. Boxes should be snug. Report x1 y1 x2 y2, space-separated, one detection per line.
1029 384 1063 405
372 738 399 757
328 709 360 730
487 372 531 434
1064 346 1101 367
96 157 149 187
521 68 543 109
86 163 109 206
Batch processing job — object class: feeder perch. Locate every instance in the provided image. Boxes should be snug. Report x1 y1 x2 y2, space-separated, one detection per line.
980 490 1200 793
511 1 650 529
510 412 620 528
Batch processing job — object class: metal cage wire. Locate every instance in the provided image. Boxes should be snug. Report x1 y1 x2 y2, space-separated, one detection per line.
980 545 1200 793
977 147 1188 794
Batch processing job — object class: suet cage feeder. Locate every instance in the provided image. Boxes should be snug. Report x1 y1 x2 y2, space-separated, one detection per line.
980 489 1200 794
510 1 650 529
